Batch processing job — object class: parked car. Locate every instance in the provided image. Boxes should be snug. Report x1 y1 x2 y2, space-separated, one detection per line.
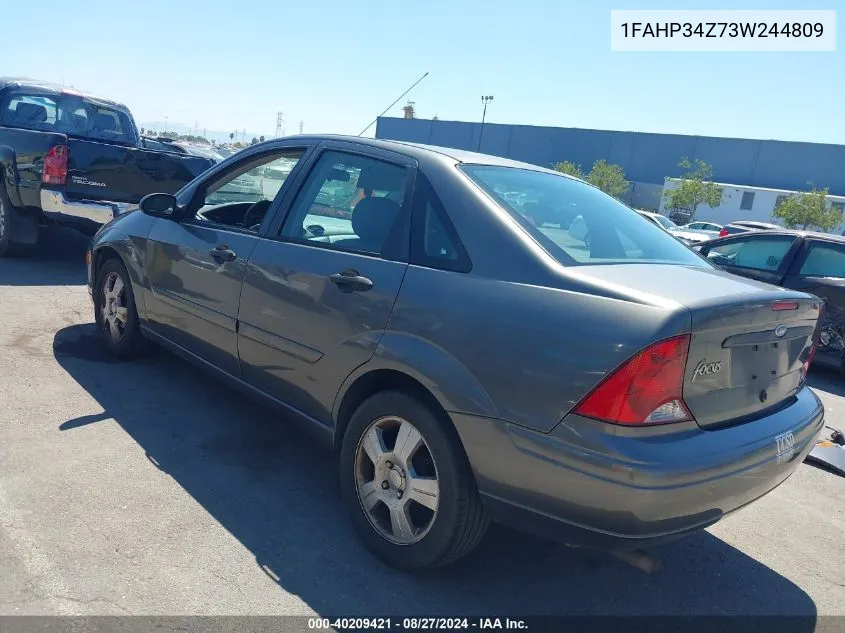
683 221 723 233
87 136 823 570
717 220 781 237
636 210 708 245
697 230 845 371
0 78 214 256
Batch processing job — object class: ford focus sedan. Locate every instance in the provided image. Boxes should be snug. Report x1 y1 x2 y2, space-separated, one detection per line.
87 136 824 570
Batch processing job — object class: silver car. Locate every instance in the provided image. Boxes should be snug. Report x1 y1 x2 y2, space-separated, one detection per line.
87 136 824 570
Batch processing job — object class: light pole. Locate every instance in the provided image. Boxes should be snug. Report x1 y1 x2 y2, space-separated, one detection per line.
478 96 493 151
164 116 168 135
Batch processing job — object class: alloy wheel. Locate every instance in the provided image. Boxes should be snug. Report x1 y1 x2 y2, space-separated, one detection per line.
354 415 440 545
101 272 129 343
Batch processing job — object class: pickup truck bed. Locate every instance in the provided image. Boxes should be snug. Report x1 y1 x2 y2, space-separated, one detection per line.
0 77 213 256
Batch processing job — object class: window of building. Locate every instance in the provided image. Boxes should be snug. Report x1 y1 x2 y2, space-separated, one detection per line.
739 191 755 211
830 202 845 215
775 195 790 209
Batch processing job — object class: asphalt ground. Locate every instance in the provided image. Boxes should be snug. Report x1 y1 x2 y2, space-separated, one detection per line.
0 227 843 620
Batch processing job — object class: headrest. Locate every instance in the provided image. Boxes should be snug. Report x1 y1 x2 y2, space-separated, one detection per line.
351 196 401 246
15 102 47 123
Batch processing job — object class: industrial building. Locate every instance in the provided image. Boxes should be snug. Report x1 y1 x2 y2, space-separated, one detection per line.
375 117 845 225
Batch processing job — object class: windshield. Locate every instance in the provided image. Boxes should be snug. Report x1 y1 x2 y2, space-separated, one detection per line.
2 92 137 144
461 165 709 267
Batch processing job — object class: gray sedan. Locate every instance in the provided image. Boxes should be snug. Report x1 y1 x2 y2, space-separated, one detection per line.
87 136 824 570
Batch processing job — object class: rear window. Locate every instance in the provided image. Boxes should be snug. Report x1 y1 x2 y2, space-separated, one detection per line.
2 92 136 144
460 165 708 267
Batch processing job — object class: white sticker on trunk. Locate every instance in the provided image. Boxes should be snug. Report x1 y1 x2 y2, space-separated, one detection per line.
775 432 795 464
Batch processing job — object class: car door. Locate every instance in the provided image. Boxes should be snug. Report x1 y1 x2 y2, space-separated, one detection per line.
143 147 309 376
781 239 845 367
698 234 800 285
237 142 415 424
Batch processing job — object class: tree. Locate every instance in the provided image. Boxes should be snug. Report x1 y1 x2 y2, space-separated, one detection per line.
259 135 265 142
552 161 584 179
251 137 258 145
773 187 843 231
229 132 235 142
140 127 145 135
661 158 722 222
586 159 629 199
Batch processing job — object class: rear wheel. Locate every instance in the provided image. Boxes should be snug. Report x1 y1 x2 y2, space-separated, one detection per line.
340 391 488 570
0 183 36 258
94 258 146 359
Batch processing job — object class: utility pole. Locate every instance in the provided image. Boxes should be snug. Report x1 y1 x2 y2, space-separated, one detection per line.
299 120 304 135
276 112 285 137
242 128 246 143
478 96 493 151
164 116 169 134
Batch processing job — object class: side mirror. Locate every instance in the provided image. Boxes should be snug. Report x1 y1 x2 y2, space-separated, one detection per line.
140 193 177 219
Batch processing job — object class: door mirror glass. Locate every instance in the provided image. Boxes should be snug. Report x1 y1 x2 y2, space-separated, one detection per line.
140 193 177 218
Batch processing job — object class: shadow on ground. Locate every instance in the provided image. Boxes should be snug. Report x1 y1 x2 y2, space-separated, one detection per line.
52 323 818 621
0 227 89 286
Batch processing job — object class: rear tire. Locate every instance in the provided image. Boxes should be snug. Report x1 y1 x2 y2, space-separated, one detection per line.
340 391 488 570
0 182 37 258
94 258 146 359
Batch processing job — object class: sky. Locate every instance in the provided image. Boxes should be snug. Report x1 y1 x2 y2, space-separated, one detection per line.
2 0 843 144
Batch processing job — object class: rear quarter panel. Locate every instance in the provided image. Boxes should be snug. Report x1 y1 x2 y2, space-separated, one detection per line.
380 266 690 432
0 126 67 208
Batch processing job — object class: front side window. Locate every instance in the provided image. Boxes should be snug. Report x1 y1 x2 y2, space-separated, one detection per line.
799 242 845 277
280 151 407 255
194 150 304 231
460 165 708 267
706 236 796 271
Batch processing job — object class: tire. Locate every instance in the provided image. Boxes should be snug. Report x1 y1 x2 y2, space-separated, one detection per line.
0 182 36 258
94 258 146 359
340 391 488 570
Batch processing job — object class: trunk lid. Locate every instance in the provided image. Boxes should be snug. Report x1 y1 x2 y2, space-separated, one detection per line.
64 138 213 204
567 264 821 428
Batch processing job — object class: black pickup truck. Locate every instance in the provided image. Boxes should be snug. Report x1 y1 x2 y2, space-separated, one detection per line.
0 78 214 256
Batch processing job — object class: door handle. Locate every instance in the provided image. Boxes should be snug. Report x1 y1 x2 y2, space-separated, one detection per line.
328 269 374 292
209 245 237 262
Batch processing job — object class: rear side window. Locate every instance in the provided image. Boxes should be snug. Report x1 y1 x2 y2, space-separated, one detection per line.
410 174 471 272
799 242 845 277
460 165 707 267
1 91 135 144
706 236 795 271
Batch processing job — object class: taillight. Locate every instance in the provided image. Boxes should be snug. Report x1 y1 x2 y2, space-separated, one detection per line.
718 228 729 237
42 144 68 185
772 300 799 311
574 334 692 426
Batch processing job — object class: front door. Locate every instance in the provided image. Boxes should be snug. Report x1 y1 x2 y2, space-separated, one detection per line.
144 148 307 375
237 145 414 423
781 239 845 367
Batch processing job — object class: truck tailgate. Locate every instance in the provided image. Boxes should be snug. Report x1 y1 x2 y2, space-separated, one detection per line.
65 139 214 204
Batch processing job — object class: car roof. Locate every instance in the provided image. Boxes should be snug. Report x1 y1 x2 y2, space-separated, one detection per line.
273 134 571 174
730 221 781 228
706 229 845 244
0 76 128 110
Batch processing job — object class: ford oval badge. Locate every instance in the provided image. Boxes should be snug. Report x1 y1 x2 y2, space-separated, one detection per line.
774 324 787 338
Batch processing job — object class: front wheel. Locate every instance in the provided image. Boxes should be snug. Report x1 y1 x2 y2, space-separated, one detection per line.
94 258 146 359
340 391 488 570
0 183 36 258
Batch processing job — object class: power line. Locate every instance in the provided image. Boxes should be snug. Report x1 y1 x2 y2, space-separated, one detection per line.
358 71 429 137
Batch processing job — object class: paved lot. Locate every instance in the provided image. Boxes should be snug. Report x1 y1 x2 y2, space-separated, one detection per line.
0 228 843 617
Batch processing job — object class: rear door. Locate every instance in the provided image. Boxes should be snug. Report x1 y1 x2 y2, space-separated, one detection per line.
144 147 308 376
781 239 845 367
237 142 414 424
699 234 801 285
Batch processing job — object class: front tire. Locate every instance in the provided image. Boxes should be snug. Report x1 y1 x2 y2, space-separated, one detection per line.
94 258 146 359
340 391 488 570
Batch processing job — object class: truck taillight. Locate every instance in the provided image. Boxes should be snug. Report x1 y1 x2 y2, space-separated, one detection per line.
574 334 692 426
42 144 68 186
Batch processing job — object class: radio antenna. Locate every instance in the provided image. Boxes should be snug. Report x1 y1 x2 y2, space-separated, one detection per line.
357 72 429 137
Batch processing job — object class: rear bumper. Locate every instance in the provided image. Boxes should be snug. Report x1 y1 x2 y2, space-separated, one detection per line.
40 189 136 226
452 385 824 550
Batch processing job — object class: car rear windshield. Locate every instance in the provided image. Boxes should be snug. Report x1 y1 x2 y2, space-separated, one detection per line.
460 165 709 267
1 91 137 145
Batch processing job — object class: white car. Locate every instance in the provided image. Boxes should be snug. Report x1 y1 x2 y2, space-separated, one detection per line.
636 210 711 245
